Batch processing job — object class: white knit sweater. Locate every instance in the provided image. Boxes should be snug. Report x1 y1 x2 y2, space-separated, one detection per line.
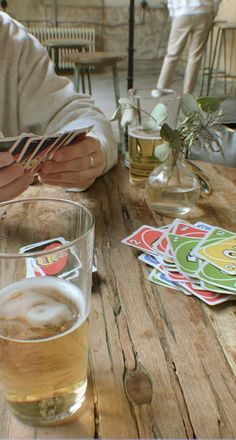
0 12 117 173
167 0 222 17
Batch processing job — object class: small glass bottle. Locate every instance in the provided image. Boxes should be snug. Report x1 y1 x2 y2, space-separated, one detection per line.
145 153 201 217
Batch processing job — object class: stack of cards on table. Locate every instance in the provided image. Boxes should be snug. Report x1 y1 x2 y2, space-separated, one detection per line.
19 237 97 281
20 237 82 281
122 219 236 306
0 125 93 172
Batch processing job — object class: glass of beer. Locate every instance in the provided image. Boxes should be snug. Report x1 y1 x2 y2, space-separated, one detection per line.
0 197 94 426
128 88 179 187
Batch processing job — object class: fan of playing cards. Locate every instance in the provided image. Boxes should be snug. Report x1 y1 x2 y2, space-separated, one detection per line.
0 125 93 172
122 219 236 306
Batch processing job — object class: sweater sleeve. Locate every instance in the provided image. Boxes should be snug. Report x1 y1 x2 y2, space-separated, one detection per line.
16 27 117 173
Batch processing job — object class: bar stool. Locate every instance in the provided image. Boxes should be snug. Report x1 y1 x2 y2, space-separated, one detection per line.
63 51 127 151
205 22 236 95
63 51 126 107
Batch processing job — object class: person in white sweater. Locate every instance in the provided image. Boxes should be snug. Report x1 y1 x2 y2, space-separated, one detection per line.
0 12 117 202
157 0 222 93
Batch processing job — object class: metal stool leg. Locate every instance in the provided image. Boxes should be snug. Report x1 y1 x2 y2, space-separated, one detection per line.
207 27 221 94
222 30 227 95
74 63 81 92
213 28 223 93
81 67 86 93
112 63 126 153
112 63 120 107
87 67 92 95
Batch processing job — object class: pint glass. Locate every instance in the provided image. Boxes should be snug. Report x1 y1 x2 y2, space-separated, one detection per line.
128 88 179 187
0 198 94 426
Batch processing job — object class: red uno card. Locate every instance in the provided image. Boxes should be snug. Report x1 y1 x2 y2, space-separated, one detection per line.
122 225 167 255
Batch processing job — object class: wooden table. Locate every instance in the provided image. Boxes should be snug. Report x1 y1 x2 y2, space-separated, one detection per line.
0 158 236 439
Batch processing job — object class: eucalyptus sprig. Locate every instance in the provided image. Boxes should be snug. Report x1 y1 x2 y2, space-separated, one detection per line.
111 92 225 165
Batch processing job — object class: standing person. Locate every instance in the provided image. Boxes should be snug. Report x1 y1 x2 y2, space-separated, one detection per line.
0 12 117 202
157 0 222 94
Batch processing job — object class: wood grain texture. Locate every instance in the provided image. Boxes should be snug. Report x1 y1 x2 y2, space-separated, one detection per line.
0 159 235 439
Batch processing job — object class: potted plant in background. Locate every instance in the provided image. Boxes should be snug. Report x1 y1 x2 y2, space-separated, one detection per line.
111 92 224 217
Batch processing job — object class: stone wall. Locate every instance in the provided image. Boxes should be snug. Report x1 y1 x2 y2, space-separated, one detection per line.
2 0 235 75
3 0 170 67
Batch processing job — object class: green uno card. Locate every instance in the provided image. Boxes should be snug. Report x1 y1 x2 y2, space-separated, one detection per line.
168 234 202 278
197 236 236 275
197 261 236 291
193 227 235 257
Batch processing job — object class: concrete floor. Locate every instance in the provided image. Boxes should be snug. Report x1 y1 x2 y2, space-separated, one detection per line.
67 65 186 144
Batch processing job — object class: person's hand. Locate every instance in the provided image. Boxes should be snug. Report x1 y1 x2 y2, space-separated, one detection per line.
0 152 34 202
38 136 106 189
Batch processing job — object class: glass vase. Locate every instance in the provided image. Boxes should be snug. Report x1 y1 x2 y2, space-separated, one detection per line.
145 154 201 217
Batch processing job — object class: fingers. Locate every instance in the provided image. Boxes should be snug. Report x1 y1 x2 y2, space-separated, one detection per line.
0 152 15 168
0 172 35 202
39 136 107 189
52 136 99 162
38 168 97 189
0 162 25 186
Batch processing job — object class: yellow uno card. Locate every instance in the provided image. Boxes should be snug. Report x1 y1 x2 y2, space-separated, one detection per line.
197 236 236 275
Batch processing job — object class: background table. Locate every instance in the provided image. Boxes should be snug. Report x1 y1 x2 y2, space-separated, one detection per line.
45 38 93 73
0 159 236 439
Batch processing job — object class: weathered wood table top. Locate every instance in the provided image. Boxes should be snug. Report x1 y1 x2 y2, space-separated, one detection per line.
0 158 236 439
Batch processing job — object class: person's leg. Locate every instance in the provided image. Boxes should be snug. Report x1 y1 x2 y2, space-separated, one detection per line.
157 16 191 90
183 13 213 94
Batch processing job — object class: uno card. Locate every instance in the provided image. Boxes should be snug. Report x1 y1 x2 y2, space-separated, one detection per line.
180 282 235 306
194 221 213 232
200 280 235 295
152 219 208 260
28 133 69 172
196 260 236 291
122 225 167 255
168 234 202 278
151 222 174 258
46 125 93 160
193 226 235 258
23 134 59 167
148 268 179 290
171 218 208 238
197 235 236 274
18 136 42 166
9 133 32 159
42 131 74 162
162 268 190 283
19 237 82 279
138 253 163 268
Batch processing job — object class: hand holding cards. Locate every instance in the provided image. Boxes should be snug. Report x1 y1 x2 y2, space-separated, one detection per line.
122 219 236 306
0 125 93 173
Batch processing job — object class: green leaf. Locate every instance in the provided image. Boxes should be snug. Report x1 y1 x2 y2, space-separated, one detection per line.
180 94 200 116
160 123 176 142
197 96 220 113
154 142 171 161
143 103 168 131
170 133 182 152
110 106 122 122
120 107 136 127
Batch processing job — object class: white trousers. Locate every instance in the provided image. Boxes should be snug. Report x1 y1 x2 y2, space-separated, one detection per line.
157 13 213 94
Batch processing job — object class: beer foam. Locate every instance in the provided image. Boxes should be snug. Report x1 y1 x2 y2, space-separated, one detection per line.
0 277 87 341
